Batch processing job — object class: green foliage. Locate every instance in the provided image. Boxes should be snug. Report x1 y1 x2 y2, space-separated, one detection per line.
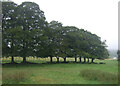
2 1 109 63
2 1 48 62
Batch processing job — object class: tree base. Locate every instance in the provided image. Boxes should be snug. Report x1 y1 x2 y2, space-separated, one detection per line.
10 62 18 64
20 61 37 64
99 62 106 64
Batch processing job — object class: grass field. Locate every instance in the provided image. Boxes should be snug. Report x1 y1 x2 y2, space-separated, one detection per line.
1 57 118 84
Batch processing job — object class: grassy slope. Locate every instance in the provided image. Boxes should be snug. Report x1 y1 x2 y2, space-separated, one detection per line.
2 58 118 84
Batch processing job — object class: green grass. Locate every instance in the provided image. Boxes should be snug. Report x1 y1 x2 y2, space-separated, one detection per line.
80 69 117 82
2 57 118 84
2 70 29 84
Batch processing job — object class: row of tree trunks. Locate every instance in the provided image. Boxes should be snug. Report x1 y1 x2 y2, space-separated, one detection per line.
11 56 26 63
10 57 94 63
51 57 94 63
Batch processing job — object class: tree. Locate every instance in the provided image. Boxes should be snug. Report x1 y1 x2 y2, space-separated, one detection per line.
2 1 18 63
31 29 48 58
2 1 109 64
15 2 47 63
2 26 23 63
2 1 48 63
47 21 64 63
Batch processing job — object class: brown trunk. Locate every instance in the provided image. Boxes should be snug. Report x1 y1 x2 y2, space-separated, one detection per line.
57 57 59 63
23 56 27 63
75 57 77 62
11 56 15 63
79 57 81 62
84 57 86 63
64 57 66 62
11 38 14 63
87 57 89 63
91 58 94 63
50 57 52 63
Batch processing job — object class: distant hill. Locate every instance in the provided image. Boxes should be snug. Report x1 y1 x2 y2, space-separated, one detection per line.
108 49 118 58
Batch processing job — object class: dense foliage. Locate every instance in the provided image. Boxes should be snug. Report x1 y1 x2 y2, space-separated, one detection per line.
2 1 109 63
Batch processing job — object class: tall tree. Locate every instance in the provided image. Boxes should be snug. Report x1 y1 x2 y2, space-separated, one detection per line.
15 2 47 63
2 1 18 63
47 21 64 63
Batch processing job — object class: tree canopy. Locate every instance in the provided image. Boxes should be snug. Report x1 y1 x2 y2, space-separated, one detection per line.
2 1 109 63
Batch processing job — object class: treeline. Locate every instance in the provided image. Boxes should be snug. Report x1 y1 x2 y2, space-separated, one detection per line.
2 1 109 63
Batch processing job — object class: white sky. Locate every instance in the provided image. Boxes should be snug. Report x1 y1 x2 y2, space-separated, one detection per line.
12 0 119 50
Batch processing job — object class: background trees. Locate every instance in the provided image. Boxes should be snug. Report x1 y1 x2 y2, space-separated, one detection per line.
117 50 120 61
2 1 109 63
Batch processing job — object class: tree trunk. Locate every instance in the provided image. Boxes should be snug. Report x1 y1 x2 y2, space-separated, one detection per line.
50 57 52 63
23 56 27 63
79 57 81 63
84 57 86 63
11 56 15 63
64 57 66 63
75 57 77 62
91 58 94 63
11 37 14 63
57 57 59 63
87 57 89 63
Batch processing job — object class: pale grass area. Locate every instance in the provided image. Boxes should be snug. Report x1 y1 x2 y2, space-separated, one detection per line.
104 58 118 60
80 69 118 82
2 70 29 84
30 75 54 84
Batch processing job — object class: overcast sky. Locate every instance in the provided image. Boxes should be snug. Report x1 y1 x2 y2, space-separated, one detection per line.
12 0 119 50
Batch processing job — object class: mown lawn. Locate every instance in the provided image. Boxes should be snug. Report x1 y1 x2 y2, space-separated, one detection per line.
1 57 118 84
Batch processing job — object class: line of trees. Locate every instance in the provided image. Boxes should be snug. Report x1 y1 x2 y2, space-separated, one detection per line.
2 1 109 63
